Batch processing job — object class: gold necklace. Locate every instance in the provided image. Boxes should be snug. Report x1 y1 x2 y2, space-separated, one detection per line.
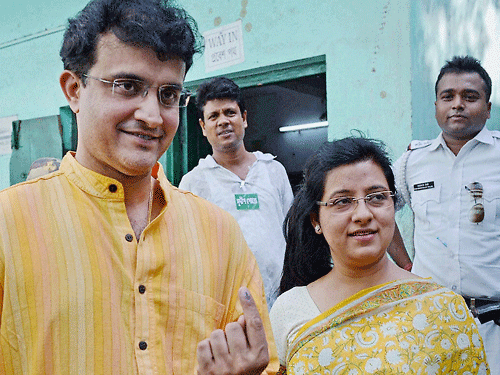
147 185 153 224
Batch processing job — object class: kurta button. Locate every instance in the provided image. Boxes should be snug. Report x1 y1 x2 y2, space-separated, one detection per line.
138 285 146 294
125 233 133 242
139 341 147 350
109 184 117 192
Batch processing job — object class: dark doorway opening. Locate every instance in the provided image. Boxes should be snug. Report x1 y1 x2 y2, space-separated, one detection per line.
182 56 328 192
242 73 327 193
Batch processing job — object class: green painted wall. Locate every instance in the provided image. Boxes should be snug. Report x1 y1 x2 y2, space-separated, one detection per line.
2 0 499 258
1 1 86 120
410 1 500 140
181 0 413 161
2 1 499 158
1 0 413 161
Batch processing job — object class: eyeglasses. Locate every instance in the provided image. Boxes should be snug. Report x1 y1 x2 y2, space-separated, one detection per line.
465 182 484 223
316 190 394 215
82 74 191 108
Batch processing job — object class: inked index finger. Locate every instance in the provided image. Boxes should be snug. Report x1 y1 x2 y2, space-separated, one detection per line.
238 287 267 348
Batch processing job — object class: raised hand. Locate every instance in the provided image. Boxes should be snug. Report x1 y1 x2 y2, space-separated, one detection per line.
196 287 270 375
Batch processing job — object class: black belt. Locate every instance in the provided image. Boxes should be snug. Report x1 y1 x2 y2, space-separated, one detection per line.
462 297 500 325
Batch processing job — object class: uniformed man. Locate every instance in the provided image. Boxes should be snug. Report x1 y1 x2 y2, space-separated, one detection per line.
388 55 500 373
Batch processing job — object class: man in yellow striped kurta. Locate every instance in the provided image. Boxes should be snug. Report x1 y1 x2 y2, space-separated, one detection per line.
0 0 278 374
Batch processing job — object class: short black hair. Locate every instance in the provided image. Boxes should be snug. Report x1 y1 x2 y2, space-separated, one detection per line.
60 0 203 78
279 136 397 294
196 77 246 120
435 55 492 101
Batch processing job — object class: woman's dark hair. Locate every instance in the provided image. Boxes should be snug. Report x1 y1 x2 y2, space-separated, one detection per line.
60 0 203 78
279 136 397 294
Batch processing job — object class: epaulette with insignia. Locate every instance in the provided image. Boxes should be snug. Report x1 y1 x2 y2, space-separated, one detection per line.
398 139 433 208
490 130 500 139
407 139 432 151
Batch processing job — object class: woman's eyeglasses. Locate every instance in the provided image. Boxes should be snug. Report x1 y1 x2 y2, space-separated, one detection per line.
316 190 394 215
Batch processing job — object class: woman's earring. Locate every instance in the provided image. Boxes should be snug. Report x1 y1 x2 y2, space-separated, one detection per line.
315 225 321 234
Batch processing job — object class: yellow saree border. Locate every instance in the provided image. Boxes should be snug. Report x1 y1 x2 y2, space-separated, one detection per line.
286 278 443 364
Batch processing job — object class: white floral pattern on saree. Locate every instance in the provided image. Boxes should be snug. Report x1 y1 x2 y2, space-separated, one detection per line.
280 280 489 375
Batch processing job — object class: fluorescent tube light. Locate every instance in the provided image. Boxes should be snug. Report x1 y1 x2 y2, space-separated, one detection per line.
279 121 328 133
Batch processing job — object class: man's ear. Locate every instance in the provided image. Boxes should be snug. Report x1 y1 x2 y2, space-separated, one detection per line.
199 118 207 137
242 110 248 128
60 70 82 114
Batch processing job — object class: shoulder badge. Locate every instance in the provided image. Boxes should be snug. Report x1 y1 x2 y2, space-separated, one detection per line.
407 139 432 151
490 130 500 139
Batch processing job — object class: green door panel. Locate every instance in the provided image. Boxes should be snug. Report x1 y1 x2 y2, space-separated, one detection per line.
10 115 62 185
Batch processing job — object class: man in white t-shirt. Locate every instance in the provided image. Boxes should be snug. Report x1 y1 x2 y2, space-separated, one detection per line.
179 77 294 307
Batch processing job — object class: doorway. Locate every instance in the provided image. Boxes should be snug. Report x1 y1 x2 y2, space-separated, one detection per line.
242 73 327 193
182 56 327 192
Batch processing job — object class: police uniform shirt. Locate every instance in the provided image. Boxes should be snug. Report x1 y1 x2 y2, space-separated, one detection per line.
394 127 500 299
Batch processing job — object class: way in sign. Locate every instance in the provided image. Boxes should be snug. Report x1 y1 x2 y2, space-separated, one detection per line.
206 30 239 48
211 48 238 63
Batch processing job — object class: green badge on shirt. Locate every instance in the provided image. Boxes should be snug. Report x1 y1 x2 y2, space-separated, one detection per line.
235 194 260 210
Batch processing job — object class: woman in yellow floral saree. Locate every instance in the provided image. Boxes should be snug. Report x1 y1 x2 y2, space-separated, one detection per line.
275 279 488 374
270 138 489 374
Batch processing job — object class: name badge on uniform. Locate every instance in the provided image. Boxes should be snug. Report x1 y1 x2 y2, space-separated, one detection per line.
414 181 434 191
235 194 259 210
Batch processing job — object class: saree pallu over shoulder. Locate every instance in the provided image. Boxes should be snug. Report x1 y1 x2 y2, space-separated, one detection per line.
285 279 489 374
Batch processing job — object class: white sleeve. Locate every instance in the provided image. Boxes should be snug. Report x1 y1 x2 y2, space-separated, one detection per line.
178 174 191 191
269 287 320 366
281 171 294 216
269 295 289 365
272 161 294 216
393 151 411 211
178 170 202 195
